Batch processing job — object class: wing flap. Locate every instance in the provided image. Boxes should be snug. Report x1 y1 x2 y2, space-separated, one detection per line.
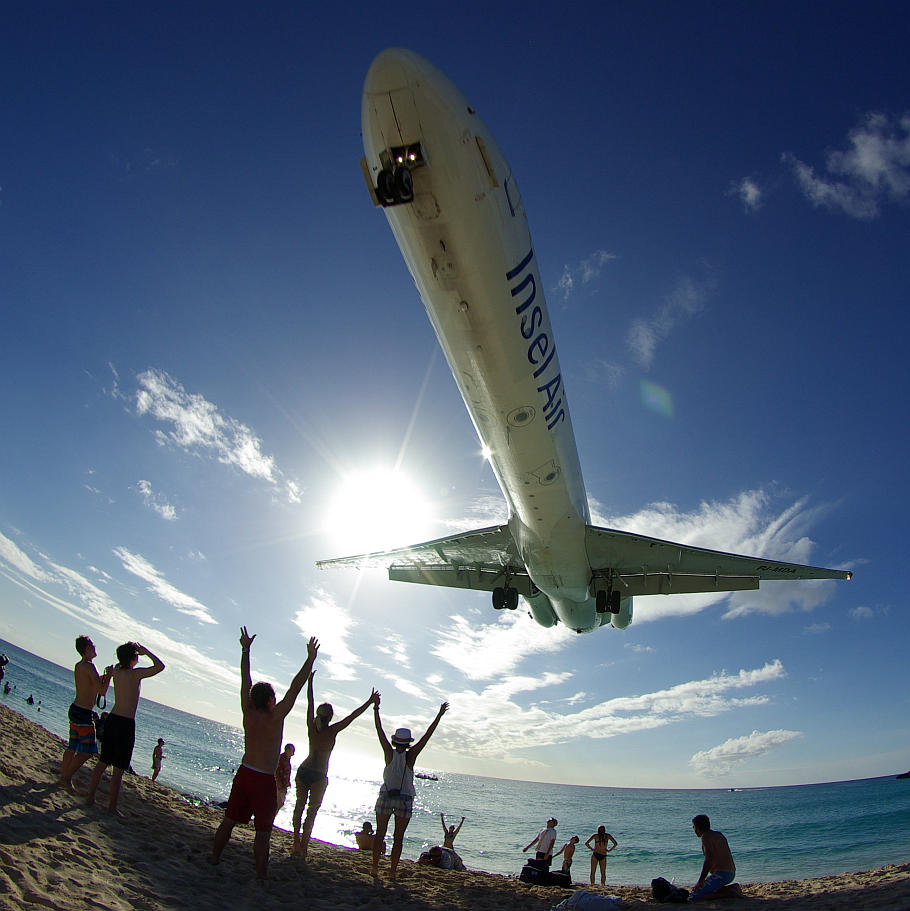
587 524 851 587
316 525 528 591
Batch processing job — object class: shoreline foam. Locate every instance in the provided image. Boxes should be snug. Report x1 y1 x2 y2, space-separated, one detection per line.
1 703 908 910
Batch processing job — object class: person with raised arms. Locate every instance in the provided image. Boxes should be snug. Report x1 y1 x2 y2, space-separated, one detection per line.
210 628 316 879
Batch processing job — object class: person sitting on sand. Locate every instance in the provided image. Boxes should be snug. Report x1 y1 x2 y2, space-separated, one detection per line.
151 738 164 781
210 628 316 880
85 642 165 814
523 817 558 867
59 635 113 793
585 824 617 885
690 814 736 901
292 670 378 859
441 812 465 848
371 697 448 881
553 835 580 873
275 742 294 810
355 820 386 853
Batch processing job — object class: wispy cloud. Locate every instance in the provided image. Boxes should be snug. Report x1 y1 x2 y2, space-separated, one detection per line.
556 250 617 302
626 274 711 368
133 368 301 504
689 728 803 777
0 531 235 689
136 479 177 521
590 488 845 621
293 589 359 681
113 546 216 624
432 660 787 762
431 610 575 680
783 112 910 219
729 176 763 213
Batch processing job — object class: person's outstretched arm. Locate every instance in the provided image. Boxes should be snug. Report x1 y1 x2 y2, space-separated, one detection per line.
452 816 465 838
373 694 392 763
523 833 540 852
306 670 316 731
410 702 448 760
332 688 379 733
238 627 255 711
276 636 318 717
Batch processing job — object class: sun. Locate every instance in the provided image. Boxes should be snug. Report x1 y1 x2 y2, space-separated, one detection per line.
324 467 435 555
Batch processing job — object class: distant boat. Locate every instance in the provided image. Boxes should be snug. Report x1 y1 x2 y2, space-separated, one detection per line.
416 772 438 781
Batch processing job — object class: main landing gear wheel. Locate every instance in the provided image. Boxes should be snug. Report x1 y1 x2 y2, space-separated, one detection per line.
596 590 622 614
493 586 519 610
394 165 414 202
376 168 396 205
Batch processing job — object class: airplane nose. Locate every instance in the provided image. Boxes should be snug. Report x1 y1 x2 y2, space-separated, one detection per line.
364 48 423 95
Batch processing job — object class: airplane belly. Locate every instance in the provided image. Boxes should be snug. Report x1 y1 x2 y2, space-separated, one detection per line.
363 51 589 537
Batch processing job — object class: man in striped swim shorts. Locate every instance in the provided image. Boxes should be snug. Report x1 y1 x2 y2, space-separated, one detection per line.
59 635 112 793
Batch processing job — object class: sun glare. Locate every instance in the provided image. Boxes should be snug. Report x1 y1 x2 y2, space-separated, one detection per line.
324 467 435 556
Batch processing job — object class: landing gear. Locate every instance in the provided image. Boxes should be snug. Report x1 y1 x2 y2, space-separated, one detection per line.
375 165 413 206
394 165 414 202
595 588 621 614
377 168 397 205
493 586 519 610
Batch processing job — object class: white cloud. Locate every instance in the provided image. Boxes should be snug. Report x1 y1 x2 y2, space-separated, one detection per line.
730 176 763 213
431 610 575 680
0 531 50 582
136 479 177 521
134 368 301 503
113 546 216 624
783 112 910 219
293 589 360 681
850 605 874 621
433 660 786 762
626 274 711 368
689 728 803 777
556 250 617 302
0 541 236 690
590 488 844 622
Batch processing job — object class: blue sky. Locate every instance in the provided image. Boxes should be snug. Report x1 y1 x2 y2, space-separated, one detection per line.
2 3 908 788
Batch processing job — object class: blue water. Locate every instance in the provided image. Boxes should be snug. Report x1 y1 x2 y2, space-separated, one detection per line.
3 638 908 885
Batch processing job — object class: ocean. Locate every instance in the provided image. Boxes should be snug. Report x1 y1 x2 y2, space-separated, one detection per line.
2 637 908 886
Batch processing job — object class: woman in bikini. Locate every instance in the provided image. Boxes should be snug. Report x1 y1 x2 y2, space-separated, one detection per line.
291 670 378 859
585 824 618 885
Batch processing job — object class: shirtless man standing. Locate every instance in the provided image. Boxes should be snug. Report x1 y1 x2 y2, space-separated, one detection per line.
59 635 112 792
85 641 165 814
291 669 377 859
690 814 737 901
211 628 317 879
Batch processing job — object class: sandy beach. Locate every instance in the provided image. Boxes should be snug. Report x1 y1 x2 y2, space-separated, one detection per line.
0 703 907 911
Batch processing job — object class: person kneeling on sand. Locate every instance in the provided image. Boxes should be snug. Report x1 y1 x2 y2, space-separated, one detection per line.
210 628 317 879
418 844 466 871
553 835 580 874
690 814 738 901
85 642 165 814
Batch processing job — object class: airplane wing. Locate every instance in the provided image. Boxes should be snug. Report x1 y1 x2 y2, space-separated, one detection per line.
316 525 537 594
585 524 851 597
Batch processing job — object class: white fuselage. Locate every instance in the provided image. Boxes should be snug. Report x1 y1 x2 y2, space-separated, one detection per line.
362 49 600 630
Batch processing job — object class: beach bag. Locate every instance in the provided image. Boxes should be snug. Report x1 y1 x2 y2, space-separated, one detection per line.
650 877 688 903
552 891 622 910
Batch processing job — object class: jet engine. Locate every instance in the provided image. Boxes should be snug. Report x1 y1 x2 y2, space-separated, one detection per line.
524 591 558 628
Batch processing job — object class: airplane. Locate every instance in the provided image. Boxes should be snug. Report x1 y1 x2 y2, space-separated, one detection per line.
316 48 852 634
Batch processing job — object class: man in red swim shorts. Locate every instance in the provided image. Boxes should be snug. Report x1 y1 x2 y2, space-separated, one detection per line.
210 627 317 879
